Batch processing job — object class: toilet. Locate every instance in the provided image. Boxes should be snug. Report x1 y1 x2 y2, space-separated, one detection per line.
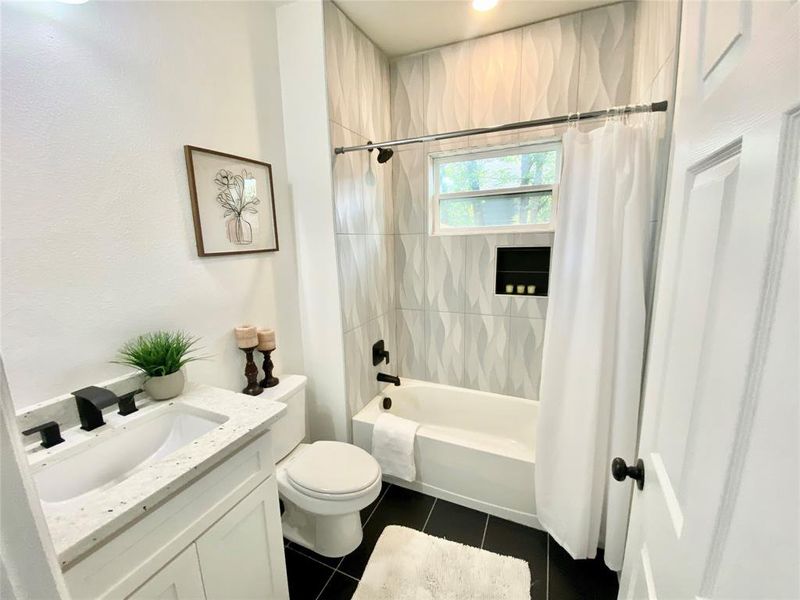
267 376 382 558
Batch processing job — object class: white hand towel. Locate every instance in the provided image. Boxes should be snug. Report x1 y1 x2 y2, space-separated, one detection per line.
372 412 419 482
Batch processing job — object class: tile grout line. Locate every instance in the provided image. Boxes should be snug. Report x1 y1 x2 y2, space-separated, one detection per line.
314 568 338 600
333 568 361 583
421 497 437 532
362 483 392 528
546 534 550 600
479 514 490 549
286 546 338 572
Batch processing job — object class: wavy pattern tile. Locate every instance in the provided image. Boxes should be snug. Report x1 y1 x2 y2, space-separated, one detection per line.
324 2 359 132
368 311 396 397
392 148 425 234
506 317 546 400
426 311 465 386
336 234 367 331
391 55 424 139
363 157 392 234
425 235 466 313
464 314 509 394
465 234 511 316
344 323 371 417
396 309 426 380
364 234 394 320
470 30 522 128
378 53 392 141
395 234 425 310
424 42 471 135
520 14 580 119
330 123 364 234
355 30 376 139
577 2 635 112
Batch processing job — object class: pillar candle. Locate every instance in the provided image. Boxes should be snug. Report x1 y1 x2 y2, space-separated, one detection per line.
234 325 258 349
257 328 276 351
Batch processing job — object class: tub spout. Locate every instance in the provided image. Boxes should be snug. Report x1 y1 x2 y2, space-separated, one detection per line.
377 372 401 386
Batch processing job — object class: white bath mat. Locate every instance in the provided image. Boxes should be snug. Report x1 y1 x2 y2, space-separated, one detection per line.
352 525 531 600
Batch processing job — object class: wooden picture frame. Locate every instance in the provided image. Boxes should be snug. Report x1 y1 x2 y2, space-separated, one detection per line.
184 145 279 257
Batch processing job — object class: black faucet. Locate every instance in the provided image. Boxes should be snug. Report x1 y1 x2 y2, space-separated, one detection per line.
377 373 401 386
73 386 141 431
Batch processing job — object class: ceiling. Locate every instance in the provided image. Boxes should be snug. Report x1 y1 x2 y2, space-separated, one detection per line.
334 0 618 57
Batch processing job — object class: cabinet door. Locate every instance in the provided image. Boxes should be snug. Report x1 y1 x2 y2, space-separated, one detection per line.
196 476 289 600
127 544 205 600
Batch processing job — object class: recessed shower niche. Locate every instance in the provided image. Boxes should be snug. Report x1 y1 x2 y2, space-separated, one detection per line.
494 246 551 297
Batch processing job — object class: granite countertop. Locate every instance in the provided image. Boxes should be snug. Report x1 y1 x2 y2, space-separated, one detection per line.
28 382 288 568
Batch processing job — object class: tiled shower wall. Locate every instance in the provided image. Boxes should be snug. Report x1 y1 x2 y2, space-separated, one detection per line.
324 2 395 420
325 0 680 418
391 2 638 399
629 0 682 301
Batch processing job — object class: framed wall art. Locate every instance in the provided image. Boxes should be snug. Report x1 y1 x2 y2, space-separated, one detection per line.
184 145 279 256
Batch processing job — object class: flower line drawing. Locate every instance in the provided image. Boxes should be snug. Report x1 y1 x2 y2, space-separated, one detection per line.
214 168 260 245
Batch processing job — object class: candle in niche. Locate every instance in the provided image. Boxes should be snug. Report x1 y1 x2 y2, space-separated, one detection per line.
527 285 536 295
234 325 258 349
516 285 525 294
257 328 276 351
505 284 514 294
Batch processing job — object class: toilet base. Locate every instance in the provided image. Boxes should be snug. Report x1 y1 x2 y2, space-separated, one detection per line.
281 499 364 558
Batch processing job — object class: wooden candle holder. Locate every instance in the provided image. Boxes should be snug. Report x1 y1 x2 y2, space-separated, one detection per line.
240 346 263 396
259 349 279 388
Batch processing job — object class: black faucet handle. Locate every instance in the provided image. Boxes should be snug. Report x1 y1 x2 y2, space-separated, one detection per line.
117 389 142 416
22 421 64 449
372 340 390 366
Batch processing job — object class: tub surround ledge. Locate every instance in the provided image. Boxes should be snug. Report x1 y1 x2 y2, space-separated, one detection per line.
29 381 291 568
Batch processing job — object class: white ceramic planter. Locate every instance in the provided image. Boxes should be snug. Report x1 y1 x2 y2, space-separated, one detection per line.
144 370 185 401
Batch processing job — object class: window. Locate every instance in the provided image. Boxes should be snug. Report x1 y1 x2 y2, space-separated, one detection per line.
430 142 561 235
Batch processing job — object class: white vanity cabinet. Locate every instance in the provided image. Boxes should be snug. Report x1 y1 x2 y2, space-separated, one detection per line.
127 545 206 600
64 432 289 600
194 477 286 599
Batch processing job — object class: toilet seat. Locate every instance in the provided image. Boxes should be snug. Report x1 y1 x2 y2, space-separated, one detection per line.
286 441 381 501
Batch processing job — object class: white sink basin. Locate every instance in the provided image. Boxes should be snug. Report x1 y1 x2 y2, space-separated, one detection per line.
34 406 228 505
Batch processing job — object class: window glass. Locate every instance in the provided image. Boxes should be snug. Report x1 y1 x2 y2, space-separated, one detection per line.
438 149 558 194
439 191 552 230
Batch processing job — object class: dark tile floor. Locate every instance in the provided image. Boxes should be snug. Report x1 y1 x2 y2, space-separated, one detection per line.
284 482 619 600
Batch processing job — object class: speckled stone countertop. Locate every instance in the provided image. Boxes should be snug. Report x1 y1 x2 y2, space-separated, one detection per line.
28 381 293 568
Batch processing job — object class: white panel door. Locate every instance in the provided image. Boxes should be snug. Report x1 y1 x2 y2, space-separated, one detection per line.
127 544 205 600
618 1 799 599
196 477 289 600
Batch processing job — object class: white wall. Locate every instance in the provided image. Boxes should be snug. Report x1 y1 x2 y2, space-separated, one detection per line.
1 1 304 409
276 0 349 442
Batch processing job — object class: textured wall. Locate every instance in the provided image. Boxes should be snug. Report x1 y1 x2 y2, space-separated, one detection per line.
629 0 681 302
390 3 636 399
1 2 305 408
324 3 395 420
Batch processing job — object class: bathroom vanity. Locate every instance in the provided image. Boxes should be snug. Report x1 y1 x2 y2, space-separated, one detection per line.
20 379 292 599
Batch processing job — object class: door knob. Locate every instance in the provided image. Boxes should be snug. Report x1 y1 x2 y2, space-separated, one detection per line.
611 457 645 490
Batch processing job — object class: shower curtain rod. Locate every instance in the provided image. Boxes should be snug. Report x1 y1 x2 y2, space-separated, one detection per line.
334 100 668 155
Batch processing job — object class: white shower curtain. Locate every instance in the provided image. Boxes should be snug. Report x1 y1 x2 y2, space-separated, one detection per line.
535 119 655 571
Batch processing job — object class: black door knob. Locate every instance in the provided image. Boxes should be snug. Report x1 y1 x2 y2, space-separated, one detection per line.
611 457 645 490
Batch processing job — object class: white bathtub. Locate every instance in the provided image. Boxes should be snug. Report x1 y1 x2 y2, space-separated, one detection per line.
352 378 540 528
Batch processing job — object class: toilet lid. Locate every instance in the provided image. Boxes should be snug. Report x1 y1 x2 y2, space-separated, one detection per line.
286 441 381 497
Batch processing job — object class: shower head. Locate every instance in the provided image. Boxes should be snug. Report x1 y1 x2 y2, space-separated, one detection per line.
367 142 394 164
377 147 394 163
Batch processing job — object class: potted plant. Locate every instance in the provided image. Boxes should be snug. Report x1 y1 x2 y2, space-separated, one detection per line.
115 331 205 400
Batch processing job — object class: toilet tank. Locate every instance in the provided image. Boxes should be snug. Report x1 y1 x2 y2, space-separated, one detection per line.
259 375 307 463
